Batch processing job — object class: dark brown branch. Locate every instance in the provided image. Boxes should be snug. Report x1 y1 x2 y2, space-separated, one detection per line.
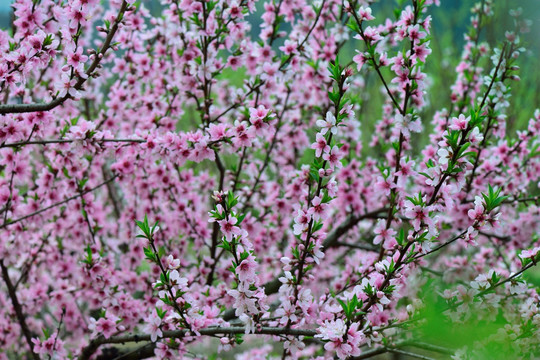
15 232 50 289
0 176 118 229
350 3 401 113
407 341 453 355
1 260 40 360
335 242 377 251
103 165 123 218
475 261 536 298
351 346 390 359
351 339 453 360
463 43 509 195
412 230 467 261
80 326 316 360
388 348 436 360
110 344 155 360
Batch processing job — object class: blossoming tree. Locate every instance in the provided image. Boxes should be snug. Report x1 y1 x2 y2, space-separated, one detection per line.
0 0 539 359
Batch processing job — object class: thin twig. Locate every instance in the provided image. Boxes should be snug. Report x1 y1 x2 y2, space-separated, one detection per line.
388 348 436 360
1 138 145 148
1 260 40 360
48 307 66 360
0 176 118 229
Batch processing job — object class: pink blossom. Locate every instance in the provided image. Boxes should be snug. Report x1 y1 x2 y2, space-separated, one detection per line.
311 133 330 158
218 217 243 242
89 316 118 339
322 146 343 170
316 112 338 135
236 255 257 283
404 201 429 231
308 196 329 221
208 123 230 141
228 283 258 317
144 315 163 342
0 2 538 359
449 114 470 131
275 300 297 325
67 46 88 69
373 220 397 248
293 208 311 235
358 6 375 21
519 247 540 260
353 51 367 71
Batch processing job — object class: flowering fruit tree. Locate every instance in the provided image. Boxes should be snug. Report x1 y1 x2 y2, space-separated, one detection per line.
0 0 539 359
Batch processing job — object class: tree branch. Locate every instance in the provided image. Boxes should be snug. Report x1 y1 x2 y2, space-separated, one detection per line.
80 326 316 360
0 176 118 229
1 260 40 360
0 0 129 115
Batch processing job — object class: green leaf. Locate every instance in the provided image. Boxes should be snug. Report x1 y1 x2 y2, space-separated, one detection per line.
336 298 350 317
237 213 246 224
328 90 339 105
347 17 360 33
364 282 374 296
43 34 54 47
227 191 237 209
78 178 89 189
144 247 156 262
490 271 500 285
156 307 167 319
206 1 217 11
82 245 93 265
328 56 341 81
481 185 507 212
418 171 433 180
62 167 72 179
445 130 461 150
397 228 407 246
456 142 471 159
219 239 231 252
312 221 323 233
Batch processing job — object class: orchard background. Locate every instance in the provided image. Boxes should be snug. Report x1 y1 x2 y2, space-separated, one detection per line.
0 0 539 359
